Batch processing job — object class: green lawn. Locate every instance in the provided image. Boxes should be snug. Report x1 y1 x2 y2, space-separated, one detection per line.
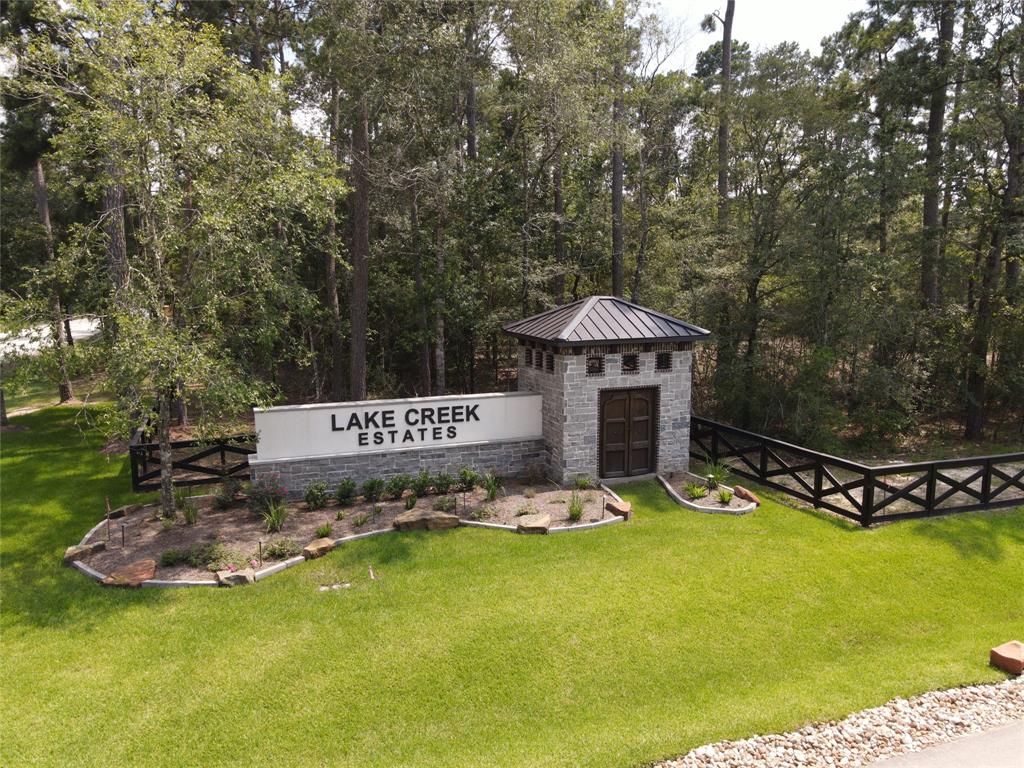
2 406 1022 768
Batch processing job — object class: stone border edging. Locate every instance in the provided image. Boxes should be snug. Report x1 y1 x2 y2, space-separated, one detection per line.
657 474 756 515
70 498 628 589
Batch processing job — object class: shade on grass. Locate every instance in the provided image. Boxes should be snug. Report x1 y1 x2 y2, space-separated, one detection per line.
2 407 1022 767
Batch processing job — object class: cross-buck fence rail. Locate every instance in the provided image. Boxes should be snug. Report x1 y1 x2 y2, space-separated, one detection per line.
690 416 1024 527
128 429 256 492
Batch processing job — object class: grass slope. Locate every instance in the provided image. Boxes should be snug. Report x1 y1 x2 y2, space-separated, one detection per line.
2 407 1022 768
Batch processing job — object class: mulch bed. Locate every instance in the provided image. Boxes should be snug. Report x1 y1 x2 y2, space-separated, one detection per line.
77 480 616 582
663 473 750 512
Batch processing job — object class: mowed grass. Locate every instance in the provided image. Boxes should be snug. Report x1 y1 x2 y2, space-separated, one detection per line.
2 407 1022 768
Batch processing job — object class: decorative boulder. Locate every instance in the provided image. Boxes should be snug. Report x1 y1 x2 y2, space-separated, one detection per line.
393 509 460 532
302 537 336 560
990 640 1024 675
606 498 632 520
216 568 255 587
102 559 156 588
63 541 105 564
107 504 141 520
516 512 551 534
733 485 761 506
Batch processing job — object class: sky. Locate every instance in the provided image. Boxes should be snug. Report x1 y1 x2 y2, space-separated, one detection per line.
654 0 866 72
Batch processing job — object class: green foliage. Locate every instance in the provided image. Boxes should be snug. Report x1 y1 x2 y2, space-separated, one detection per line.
182 501 199 526
159 541 242 571
352 511 370 527
701 463 730 488
481 473 503 502
432 472 454 495
262 537 301 560
409 470 432 497
574 475 592 491
458 467 479 491
361 478 385 503
568 490 584 522
315 522 333 539
717 489 733 505
684 482 708 500
404 494 417 510
304 481 329 510
385 474 411 501
432 496 457 513
213 478 239 510
335 479 357 506
261 500 289 533
250 474 287 515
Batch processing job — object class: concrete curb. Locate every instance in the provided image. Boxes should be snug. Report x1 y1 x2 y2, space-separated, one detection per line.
71 495 631 589
657 473 756 515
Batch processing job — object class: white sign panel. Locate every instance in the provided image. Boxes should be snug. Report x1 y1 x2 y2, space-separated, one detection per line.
253 392 543 462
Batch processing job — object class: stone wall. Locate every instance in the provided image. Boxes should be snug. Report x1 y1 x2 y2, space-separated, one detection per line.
250 437 547 497
516 346 692 483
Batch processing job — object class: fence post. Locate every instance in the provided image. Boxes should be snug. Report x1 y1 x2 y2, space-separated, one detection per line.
860 469 875 527
710 429 719 465
981 458 992 504
926 464 937 513
759 442 768 480
813 463 822 508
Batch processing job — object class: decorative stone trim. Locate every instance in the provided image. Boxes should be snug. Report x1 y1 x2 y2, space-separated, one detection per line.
658 473 757 515
68 507 630 589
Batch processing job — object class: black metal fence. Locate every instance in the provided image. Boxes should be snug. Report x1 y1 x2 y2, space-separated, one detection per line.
690 416 1024 527
128 430 256 492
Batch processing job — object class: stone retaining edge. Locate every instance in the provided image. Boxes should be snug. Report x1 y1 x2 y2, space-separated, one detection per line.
72 501 631 589
599 483 624 504
657 474 756 515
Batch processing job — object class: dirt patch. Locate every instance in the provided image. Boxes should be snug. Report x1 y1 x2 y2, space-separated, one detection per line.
76 480 619 582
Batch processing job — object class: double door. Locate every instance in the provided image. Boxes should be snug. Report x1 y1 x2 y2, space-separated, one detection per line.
600 388 656 478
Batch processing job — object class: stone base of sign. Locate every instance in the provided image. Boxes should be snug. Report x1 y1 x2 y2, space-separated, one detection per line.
250 437 547 496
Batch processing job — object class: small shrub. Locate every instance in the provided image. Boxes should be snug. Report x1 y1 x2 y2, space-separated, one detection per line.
202 542 247 572
523 487 536 499
262 537 300 560
262 499 289 533
315 522 333 539
684 482 708 500
411 470 433 497
404 494 417 510
515 502 536 517
160 517 175 532
574 475 592 491
353 512 370 527
213 477 242 509
481 472 503 502
335 478 357 506
251 473 287 514
173 486 192 510
182 501 199 526
433 472 455 495
160 548 190 567
335 509 346 521
361 477 385 503
372 504 383 518
458 467 479 491
433 495 457 513
568 490 584 522
304 481 329 510
703 462 730 488
385 474 411 501
470 506 492 521
717 489 733 505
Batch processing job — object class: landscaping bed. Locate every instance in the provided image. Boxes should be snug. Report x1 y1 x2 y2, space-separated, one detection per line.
72 473 620 583
660 471 755 514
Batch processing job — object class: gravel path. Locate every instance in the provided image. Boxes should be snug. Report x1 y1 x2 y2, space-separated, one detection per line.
655 677 1023 768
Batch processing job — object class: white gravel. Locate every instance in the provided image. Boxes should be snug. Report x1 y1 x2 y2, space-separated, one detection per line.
656 677 1023 768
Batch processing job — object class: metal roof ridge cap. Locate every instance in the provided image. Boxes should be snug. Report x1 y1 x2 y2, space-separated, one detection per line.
557 295 601 341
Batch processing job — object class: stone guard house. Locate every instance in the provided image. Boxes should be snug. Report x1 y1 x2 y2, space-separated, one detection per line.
503 296 710 483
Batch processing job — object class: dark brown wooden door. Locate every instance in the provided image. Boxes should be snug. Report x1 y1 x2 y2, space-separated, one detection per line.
600 388 656 478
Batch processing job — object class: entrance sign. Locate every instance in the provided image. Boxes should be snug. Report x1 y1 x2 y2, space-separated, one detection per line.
254 392 543 462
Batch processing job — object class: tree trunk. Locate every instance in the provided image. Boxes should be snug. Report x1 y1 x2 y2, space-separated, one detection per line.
716 0 735 232
630 158 649 303
921 0 955 306
32 158 73 403
552 150 566 304
326 83 347 400
349 95 371 400
0 388 8 427
103 165 129 306
158 390 175 518
411 192 432 396
964 226 1003 439
465 7 478 163
433 217 447 395
611 57 625 297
